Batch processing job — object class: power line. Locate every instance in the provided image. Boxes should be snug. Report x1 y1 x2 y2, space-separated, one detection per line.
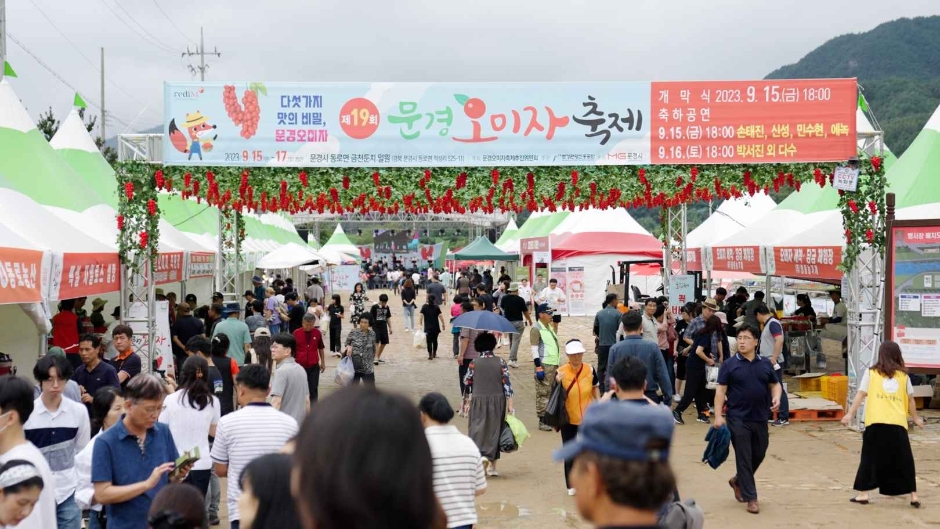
25 0 158 121
7 32 135 129
150 0 197 45
97 0 178 55
112 0 180 54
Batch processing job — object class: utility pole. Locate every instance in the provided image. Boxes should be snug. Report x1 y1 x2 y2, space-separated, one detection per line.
100 47 105 143
183 27 220 81
0 0 7 80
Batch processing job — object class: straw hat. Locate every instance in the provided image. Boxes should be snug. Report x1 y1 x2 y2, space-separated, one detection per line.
91 298 107 311
185 111 208 127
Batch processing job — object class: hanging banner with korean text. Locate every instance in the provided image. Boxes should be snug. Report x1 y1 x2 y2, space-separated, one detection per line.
153 252 185 285
887 225 940 368
163 80 856 168
187 252 216 279
56 253 120 300
767 246 841 280
706 246 765 275
0 248 45 304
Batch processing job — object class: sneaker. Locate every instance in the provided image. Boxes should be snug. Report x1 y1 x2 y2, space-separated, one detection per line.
373 361 380 365
567 488 576 496
378 359 386 364
508 361 519 368
672 394 681 402
772 419 789 427
538 421 553 432
696 414 710 424
481 457 490 475
487 467 499 477
672 410 685 425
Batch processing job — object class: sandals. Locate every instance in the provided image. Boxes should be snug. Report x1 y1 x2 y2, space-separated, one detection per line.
849 497 869 505
911 501 921 509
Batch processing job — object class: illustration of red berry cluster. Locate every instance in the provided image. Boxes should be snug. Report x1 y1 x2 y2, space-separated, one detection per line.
223 86 260 139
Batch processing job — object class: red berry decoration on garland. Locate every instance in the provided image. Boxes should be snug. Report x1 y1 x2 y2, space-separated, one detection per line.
845 229 852 243
571 170 579 187
866 229 874 243
373 172 381 187
848 200 859 214
299 172 309 187
116 215 124 230
139 231 148 249
184 172 192 189
342 175 350 190
871 156 882 172
155 170 165 190
555 181 566 201
147 199 157 216
124 182 134 200
868 201 877 215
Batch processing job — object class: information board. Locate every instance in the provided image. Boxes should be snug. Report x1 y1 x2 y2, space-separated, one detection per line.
887 224 940 368
164 80 856 167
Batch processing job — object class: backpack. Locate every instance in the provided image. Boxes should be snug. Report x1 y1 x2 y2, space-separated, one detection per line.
660 498 705 529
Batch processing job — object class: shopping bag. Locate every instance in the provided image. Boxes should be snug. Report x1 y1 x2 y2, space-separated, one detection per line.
334 357 354 387
705 365 720 390
541 382 569 429
319 314 331 330
499 420 518 453
504 412 530 449
413 330 426 349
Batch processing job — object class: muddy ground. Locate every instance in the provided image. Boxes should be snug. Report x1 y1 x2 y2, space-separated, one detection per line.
217 293 940 528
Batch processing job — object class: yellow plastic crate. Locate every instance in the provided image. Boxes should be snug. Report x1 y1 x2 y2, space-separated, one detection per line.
823 375 848 406
798 376 826 392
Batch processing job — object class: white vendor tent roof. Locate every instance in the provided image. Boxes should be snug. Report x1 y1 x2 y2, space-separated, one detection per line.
686 194 776 248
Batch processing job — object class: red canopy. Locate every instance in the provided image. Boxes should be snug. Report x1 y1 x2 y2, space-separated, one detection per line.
552 232 662 260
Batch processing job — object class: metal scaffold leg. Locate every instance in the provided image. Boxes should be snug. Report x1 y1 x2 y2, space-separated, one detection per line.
846 246 885 425
662 204 688 296
120 254 156 373
216 211 243 301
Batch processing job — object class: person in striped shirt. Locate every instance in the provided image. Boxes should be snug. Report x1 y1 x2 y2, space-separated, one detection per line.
211 364 299 529
420 392 486 529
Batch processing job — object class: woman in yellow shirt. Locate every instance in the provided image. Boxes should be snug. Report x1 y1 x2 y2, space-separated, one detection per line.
555 339 600 496
842 341 925 507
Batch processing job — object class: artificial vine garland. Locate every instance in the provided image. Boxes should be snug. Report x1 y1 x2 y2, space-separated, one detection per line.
839 155 886 270
116 158 885 273
116 164 161 278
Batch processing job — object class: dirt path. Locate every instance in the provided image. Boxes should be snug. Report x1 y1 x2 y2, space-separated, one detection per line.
220 292 940 528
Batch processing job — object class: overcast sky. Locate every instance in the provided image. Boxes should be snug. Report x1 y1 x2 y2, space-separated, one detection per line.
4 0 939 137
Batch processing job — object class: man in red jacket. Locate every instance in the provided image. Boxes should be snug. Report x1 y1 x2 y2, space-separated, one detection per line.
293 313 326 402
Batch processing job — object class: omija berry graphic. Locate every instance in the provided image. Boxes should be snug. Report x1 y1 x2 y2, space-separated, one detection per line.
224 84 264 139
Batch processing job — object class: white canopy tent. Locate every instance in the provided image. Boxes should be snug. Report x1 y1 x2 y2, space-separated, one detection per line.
257 243 328 269
686 194 776 248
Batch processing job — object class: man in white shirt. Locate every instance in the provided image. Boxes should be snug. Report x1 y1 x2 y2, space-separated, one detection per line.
25 354 91 529
517 278 534 311
212 364 298 529
419 392 485 528
537 278 567 333
0 375 59 529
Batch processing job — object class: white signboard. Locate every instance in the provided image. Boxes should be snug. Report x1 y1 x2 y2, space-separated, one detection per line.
921 295 940 318
832 166 860 192
128 300 174 375
668 275 696 315
329 265 361 292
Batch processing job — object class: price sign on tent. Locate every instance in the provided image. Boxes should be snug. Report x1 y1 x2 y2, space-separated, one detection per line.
668 275 696 315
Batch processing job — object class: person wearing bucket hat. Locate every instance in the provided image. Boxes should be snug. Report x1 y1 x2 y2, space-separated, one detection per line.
553 400 677 527
90 299 108 329
211 303 251 366
555 339 600 495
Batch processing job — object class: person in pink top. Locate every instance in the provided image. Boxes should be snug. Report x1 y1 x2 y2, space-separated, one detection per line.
450 295 467 360
654 302 677 392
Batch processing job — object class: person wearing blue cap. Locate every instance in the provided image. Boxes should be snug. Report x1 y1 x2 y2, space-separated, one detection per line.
252 276 266 303
531 303 561 432
554 401 676 528
211 303 251 366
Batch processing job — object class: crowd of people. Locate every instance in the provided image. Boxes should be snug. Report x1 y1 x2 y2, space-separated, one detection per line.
15 270 926 528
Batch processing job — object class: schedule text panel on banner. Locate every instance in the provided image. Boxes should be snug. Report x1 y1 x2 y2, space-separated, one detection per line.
163 80 856 167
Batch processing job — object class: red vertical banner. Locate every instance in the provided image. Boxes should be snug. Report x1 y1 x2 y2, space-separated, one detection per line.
650 79 857 164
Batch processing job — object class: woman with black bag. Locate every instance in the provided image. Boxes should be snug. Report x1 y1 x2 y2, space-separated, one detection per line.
463 333 514 477
554 339 599 496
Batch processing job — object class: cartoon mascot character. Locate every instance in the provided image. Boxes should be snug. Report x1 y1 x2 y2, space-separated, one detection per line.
169 111 217 160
